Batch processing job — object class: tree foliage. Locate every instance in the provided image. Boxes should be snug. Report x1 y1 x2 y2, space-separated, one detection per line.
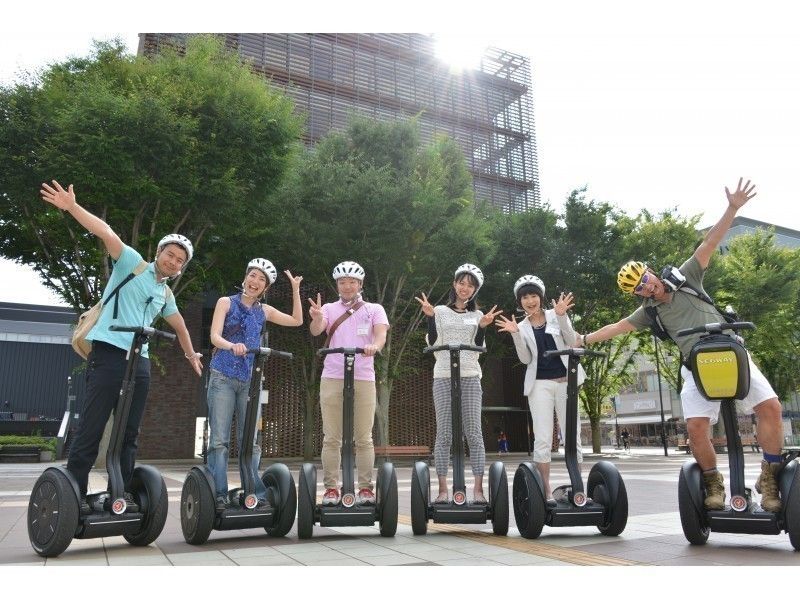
0 36 301 310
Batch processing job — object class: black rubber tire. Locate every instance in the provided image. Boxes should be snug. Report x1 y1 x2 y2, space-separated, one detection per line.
512 463 546 539
27 469 78 557
410 461 429 535
377 462 398 537
587 462 628 536
180 468 215 545
489 462 509 536
262 463 297 537
297 463 316 540
124 466 168 546
781 462 800 551
678 464 710 545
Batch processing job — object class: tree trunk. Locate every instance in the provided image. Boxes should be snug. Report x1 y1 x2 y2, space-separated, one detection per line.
590 416 602 454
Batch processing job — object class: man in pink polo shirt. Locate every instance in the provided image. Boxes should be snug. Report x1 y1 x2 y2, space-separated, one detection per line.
308 261 390 506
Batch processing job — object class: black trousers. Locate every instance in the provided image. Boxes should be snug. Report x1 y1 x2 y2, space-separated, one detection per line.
67 341 151 496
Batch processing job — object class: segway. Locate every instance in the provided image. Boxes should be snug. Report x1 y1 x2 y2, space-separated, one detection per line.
675 321 800 549
297 347 398 538
181 343 297 544
411 343 508 535
27 325 173 557
513 348 628 539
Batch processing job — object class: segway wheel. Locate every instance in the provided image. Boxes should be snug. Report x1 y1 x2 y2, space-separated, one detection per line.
781 462 800 551
587 461 628 536
489 461 509 536
27 468 78 557
262 463 297 538
512 463 546 539
410 461 430 535
297 463 316 540
678 463 710 545
180 468 215 545
377 462 398 537
124 465 168 546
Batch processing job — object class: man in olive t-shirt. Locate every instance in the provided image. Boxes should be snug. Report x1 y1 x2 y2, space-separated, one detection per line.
575 179 784 513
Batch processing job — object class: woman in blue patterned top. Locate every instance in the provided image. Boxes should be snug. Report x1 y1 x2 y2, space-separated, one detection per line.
207 258 303 510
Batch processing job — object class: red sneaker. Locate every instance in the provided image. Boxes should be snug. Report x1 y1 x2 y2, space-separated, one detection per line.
357 488 376 505
322 488 340 506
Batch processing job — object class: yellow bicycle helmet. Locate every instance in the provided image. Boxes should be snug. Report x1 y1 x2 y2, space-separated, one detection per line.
617 260 647 294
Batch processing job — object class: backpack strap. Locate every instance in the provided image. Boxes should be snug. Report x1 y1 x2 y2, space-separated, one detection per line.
104 260 149 319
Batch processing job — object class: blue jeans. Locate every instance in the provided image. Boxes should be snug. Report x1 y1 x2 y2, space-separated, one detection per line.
206 370 266 500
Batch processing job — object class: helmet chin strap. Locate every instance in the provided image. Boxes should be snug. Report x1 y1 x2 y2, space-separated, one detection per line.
339 292 362 306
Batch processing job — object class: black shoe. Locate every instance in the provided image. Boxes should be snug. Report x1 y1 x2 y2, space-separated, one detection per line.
123 492 139 513
256 498 271 509
546 498 558 508
79 498 92 516
215 496 229 512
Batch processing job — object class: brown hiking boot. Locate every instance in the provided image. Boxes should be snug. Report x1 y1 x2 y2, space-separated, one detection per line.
754 461 782 513
703 471 726 510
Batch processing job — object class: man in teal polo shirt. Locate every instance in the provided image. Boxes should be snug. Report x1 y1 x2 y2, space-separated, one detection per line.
41 180 203 515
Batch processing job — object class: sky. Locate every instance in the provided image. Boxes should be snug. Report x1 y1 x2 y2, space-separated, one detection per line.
2 0 799 307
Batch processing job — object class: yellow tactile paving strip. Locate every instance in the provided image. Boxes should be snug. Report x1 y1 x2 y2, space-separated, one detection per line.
397 515 643 566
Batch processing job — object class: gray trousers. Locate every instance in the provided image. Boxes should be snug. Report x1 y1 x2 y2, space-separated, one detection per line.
432 376 486 477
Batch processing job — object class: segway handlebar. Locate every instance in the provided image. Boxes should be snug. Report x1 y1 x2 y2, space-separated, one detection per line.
676 321 755 338
543 348 606 359
318 347 366 356
424 343 486 354
108 325 176 341
246 347 293 360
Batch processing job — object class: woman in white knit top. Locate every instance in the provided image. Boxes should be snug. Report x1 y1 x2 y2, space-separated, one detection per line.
416 264 502 504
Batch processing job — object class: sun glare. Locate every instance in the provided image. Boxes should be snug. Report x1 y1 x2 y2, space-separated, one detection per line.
434 35 488 71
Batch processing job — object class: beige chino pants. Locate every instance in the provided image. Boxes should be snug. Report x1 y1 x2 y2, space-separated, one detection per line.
320 377 376 490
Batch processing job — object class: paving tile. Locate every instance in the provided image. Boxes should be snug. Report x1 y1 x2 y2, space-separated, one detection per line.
356 553 428 565
430 557 503 566
231 554 303 566
106 554 172 565
485 552 566 566
166 551 233 565
221 546 282 559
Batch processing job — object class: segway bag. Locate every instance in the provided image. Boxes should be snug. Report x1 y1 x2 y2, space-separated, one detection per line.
687 334 750 401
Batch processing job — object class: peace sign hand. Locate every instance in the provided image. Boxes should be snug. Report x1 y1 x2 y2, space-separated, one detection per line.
285 270 303 291
308 293 324 321
480 305 503 328
40 180 76 212
494 314 519 334
415 292 435 317
551 292 575 316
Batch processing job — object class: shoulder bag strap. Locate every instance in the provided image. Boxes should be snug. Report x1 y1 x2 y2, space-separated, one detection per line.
323 301 365 349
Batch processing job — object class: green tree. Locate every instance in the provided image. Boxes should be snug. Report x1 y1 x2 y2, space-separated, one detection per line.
0 36 301 310
711 230 800 399
265 117 494 455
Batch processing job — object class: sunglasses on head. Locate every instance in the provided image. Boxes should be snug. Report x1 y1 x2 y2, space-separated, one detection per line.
634 273 651 293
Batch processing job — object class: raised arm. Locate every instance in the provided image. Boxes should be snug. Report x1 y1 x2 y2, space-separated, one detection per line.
577 318 637 347
265 270 304 327
694 178 756 269
308 293 327 336
40 180 124 260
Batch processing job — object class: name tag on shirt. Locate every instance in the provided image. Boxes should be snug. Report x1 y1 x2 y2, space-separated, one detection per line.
357 324 370 336
463 318 478 326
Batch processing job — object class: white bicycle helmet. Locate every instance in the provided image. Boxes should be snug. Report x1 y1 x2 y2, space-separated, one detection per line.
157 233 194 263
247 258 277 284
332 261 365 281
454 263 484 290
514 274 545 299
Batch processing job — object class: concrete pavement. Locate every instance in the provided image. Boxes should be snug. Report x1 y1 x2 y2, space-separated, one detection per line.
1 447 798 566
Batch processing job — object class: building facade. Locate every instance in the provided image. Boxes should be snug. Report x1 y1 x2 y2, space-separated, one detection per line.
139 33 540 213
